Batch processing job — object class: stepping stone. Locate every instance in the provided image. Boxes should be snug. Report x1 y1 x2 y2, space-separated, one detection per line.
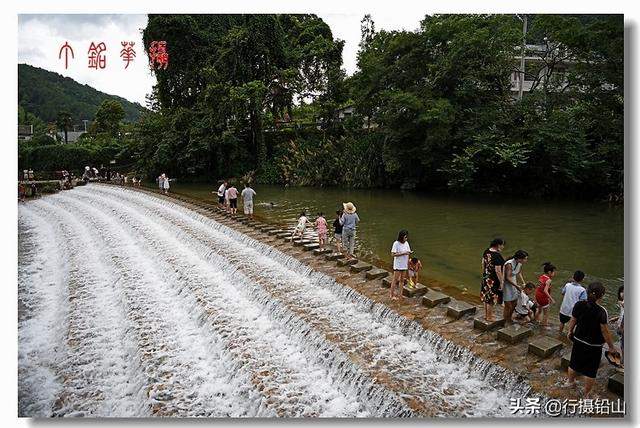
560 351 571 370
313 248 332 256
366 268 389 280
303 243 320 251
402 283 429 298
268 229 285 236
350 262 373 273
497 324 533 344
608 372 624 397
381 277 391 288
337 258 358 267
528 336 563 358
446 300 477 319
473 317 506 331
293 239 313 247
261 226 277 233
277 232 290 239
325 253 345 261
421 290 451 307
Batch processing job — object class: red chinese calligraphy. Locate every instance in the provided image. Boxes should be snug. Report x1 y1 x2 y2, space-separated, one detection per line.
58 41 74 69
148 41 169 70
120 41 136 69
88 42 107 69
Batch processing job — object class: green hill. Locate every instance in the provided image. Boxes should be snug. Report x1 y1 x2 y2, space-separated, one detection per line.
18 63 148 124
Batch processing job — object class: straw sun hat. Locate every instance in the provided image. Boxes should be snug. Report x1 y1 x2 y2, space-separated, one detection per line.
343 202 357 214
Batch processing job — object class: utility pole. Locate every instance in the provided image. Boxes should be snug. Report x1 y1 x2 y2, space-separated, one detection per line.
518 15 528 100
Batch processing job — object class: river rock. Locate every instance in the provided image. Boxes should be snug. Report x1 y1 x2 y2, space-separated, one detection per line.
366 268 389 280
446 300 477 319
608 372 624 397
528 336 563 358
421 290 451 307
325 253 345 261
473 317 506 331
337 258 358 267
497 324 533 344
350 262 373 273
402 283 429 298
303 243 320 251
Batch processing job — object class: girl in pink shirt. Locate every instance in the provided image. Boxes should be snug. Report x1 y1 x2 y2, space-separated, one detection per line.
315 212 328 249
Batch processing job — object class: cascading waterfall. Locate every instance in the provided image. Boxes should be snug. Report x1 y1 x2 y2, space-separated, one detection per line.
18 185 542 417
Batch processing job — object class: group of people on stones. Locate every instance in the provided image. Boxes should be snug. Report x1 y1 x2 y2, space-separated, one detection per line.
214 180 257 219
481 237 624 397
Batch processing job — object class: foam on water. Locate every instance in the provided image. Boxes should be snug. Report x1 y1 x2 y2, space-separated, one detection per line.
18 185 539 417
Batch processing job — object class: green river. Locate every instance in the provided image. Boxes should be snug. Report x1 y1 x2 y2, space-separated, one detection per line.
153 182 624 314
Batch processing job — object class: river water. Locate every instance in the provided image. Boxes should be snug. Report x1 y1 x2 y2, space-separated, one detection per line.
161 183 624 313
18 185 536 417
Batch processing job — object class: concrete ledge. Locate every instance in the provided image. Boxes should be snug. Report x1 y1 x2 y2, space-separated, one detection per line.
350 262 373 273
381 277 391 288
608 372 624 397
313 248 333 256
446 301 477 319
473 317 506 331
421 290 451 307
403 283 429 298
366 268 389 280
528 336 563 358
337 258 358 267
303 243 320 251
325 253 345 261
497 325 533 344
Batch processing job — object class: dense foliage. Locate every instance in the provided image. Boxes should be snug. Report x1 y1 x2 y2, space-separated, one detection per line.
18 14 623 199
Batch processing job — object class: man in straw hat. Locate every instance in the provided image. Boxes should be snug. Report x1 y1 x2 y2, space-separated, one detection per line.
340 202 360 259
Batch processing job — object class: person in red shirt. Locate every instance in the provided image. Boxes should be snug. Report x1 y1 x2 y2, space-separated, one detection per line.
535 262 557 327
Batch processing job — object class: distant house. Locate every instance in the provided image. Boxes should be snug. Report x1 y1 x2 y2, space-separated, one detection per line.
18 125 33 141
57 130 86 143
336 105 355 121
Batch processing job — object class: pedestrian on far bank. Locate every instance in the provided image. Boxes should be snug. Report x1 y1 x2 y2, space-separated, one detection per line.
481 238 506 322
390 230 412 301
241 183 257 219
340 202 360 259
315 212 328 249
162 173 170 194
566 282 620 397
227 183 239 214
535 262 557 327
503 250 529 323
291 211 308 242
559 270 587 333
333 210 343 253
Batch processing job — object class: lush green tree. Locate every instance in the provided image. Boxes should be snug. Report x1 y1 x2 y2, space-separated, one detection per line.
56 111 73 144
92 99 126 137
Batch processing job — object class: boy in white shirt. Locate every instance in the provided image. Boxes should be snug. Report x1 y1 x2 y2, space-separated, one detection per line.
558 270 587 333
514 283 537 323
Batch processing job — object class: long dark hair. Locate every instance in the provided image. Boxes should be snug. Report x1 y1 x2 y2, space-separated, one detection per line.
511 250 529 261
587 282 606 304
397 230 409 243
490 238 505 248
541 262 556 274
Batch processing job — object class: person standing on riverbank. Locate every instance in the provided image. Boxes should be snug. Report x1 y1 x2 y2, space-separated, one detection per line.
559 271 587 333
162 174 170 194
503 250 529 323
215 180 227 209
566 282 619 397
390 230 412 301
340 202 360 259
315 212 328 249
481 238 506 322
333 210 343 253
227 183 239 214
241 183 257 219
157 174 164 193
535 262 557 327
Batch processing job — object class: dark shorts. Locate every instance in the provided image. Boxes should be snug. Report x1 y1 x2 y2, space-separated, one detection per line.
218 195 224 203
230 198 238 208
559 313 571 324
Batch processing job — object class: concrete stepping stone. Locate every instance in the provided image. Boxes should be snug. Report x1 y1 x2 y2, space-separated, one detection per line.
293 239 313 247
325 253 345 261
446 300 477 319
268 229 285 235
608 372 624 397
350 262 373 273
303 243 320 251
421 290 451 307
473 317 506 331
261 226 278 232
381 277 391 288
313 248 332 256
497 324 533 344
402 283 429 298
366 268 389 280
277 232 291 239
337 258 358 267
528 336 563 358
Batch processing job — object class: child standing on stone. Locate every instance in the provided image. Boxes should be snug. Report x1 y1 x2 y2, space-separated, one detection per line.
332 210 343 253
535 262 557 327
315 212 328 249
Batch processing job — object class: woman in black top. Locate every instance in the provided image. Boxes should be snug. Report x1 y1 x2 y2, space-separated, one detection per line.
333 210 343 253
566 282 619 397
481 238 505 322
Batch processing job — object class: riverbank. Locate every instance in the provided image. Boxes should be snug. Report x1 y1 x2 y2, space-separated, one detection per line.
128 184 623 409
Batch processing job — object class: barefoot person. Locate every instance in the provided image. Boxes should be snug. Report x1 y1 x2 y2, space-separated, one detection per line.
340 202 360 259
315 212 328 249
503 250 529 323
214 180 227 209
481 238 506 321
332 210 344 253
559 271 587 333
227 183 239 214
566 282 620 397
241 183 256 219
390 230 412 301
535 262 557 327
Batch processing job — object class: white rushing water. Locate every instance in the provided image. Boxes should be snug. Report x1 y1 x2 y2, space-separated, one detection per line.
18 185 535 417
